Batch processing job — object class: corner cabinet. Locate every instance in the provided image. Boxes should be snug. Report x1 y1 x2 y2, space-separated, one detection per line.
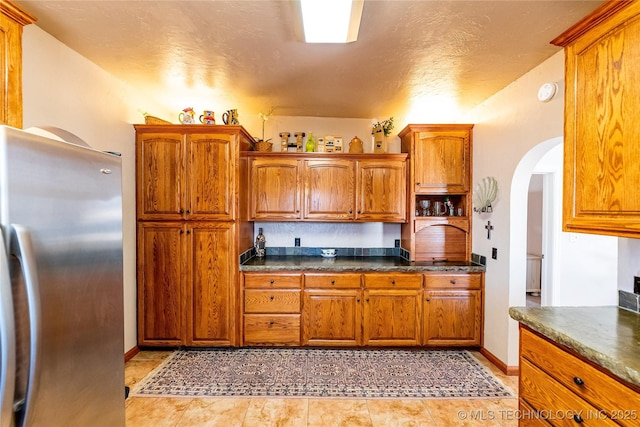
135 124 255 347
400 124 473 261
552 1 640 238
247 153 407 223
0 1 35 128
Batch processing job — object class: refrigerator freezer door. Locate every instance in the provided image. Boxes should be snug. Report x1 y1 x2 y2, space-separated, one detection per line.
0 126 125 427
0 232 16 427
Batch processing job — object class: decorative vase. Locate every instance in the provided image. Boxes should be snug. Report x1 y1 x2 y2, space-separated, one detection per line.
373 125 386 153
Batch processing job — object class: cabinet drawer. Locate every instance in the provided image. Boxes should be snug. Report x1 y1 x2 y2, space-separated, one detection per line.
304 273 361 288
518 399 552 426
243 314 300 345
244 290 301 313
424 273 481 289
244 273 302 289
520 359 618 426
521 328 640 425
364 273 422 289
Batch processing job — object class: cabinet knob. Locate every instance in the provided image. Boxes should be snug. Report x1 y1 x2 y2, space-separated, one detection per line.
270 279 275 284
416 182 421 186
573 377 584 386
426 298 430 302
366 298 370 302
180 230 184 234
186 209 191 214
357 298 361 303
450 279 457 285
391 280 396 285
296 209 300 213
269 320 275 325
269 295 275 301
349 210 353 214
357 210 361 214
331 280 335 285
573 414 584 424
179 209 184 214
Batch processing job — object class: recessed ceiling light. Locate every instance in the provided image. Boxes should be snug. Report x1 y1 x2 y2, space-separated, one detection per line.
300 0 363 43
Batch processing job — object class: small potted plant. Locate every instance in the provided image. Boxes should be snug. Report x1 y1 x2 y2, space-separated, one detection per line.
255 107 275 151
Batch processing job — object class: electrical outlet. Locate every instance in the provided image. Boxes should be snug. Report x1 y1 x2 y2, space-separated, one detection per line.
634 276 640 294
294 237 300 247
394 239 400 248
492 247 498 260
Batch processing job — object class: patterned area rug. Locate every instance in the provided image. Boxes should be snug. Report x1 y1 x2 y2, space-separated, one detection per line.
132 348 514 399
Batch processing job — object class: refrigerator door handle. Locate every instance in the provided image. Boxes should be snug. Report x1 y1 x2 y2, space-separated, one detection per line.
0 232 16 427
10 225 42 426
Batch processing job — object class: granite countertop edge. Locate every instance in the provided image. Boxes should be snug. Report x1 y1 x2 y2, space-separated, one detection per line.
509 306 640 388
239 256 486 272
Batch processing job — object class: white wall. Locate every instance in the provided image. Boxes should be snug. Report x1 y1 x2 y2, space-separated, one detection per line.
465 51 619 368
21 25 173 354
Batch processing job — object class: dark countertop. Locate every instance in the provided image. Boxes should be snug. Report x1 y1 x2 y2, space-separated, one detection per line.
509 306 640 388
240 255 485 272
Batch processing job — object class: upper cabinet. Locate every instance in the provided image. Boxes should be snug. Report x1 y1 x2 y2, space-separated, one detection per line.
248 153 408 223
552 1 640 238
135 125 254 221
400 124 473 261
408 127 471 194
0 1 35 128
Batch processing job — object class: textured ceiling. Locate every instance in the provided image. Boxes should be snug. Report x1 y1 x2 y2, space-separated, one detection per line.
15 0 603 121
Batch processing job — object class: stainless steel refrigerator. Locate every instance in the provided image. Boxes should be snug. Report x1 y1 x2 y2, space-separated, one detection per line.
0 125 125 427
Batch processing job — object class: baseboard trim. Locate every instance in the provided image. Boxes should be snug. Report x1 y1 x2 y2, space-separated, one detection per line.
125 346 140 362
480 347 519 376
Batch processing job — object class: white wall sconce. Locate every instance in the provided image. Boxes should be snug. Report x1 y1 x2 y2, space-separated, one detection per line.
473 176 498 214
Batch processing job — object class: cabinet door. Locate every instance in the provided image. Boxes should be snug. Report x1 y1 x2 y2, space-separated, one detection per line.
136 133 185 220
302 289 362 346
137 222 186 346
363 289 421 346
250 158 302 219
414 130 470 193
423 289 481 346
187 134 235 220
186 222 235 346
304 159 355 220
562 3 640 238
356 160 406 222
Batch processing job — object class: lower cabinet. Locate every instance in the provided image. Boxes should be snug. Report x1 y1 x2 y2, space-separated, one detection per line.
519 326 640 427
242 273 302 346
137 221 236 347
241 271 484 348
423 272 483 346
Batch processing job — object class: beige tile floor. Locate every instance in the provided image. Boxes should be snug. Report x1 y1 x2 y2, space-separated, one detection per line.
125 350 519 427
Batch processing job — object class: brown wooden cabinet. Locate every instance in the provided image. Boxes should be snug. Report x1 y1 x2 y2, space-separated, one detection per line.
250 157 302 220
242 272 302 346
400 124 473 261
302 273 362 346
519 326 639 427
248 153 407 223
135 125 254 347
422 272 483 346
355 160 407 222
0 1 35 128
136 130 238 221
552 1 640 238
362 273 422 346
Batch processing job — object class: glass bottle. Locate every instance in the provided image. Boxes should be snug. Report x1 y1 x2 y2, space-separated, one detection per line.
255 227 266 257
306 132 315 152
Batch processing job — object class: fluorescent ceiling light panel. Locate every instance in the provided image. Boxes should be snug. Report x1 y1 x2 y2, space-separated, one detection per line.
300 0 363 43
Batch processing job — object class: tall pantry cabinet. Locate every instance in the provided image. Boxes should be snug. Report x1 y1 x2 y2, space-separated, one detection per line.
135 124 254 347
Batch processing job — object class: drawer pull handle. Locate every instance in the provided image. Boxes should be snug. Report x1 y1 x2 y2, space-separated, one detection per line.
270 279 275 284
269 295 275 301
573 377 584 386
450 279 457 285
573 414 584 424
391 280 396 285
331 280 335 285
269 320 275 325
